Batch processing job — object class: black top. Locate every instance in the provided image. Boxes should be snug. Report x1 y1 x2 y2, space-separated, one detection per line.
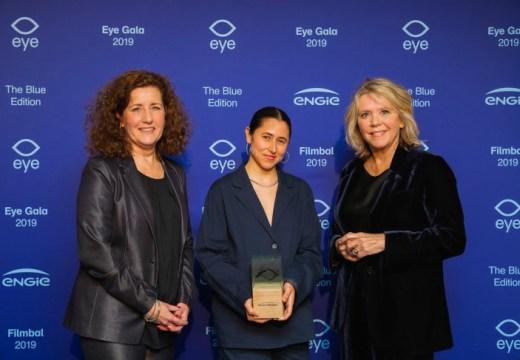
139 173 181 349
339 166 388 232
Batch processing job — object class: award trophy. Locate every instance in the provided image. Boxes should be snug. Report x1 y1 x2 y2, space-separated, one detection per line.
251 255 283 319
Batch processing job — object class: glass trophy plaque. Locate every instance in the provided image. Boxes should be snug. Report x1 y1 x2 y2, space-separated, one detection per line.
251 255 283 319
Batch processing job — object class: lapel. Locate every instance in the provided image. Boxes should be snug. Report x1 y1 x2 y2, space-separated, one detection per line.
117 157 156 239
272 168 296 231
333 158 362 235
368 147 407 231
162 158 187 244
231 165 294 244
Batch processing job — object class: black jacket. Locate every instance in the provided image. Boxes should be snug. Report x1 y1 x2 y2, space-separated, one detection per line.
64 157 194 344
329 147 466 356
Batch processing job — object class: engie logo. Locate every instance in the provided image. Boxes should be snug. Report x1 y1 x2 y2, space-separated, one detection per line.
495 199 520 233
496 319 520 354
309 319 332 354
485 88 520 106
11 17 40 51
293 88 340 106
209 139 237 173
315 199 331 230
402 20 429 54
12 138 41 173
209 19 237 53
2 268 51 287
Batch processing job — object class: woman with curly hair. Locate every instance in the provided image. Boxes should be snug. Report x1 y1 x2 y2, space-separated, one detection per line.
64 70 195 360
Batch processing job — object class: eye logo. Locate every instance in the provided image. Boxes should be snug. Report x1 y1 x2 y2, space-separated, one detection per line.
402 20 429 38
11 17 39 35
313 319 331 337
314 199 331 217
209 140 236 157
12 139 40 157
495 199 520 217
496 319 520 337
209 20 236 37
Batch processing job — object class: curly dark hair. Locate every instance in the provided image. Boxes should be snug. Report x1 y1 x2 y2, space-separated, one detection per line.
85 70 191 157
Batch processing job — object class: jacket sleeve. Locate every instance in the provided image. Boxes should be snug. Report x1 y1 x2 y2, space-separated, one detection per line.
76 159 156 314
384 155 466 268
283 181 323 308
195 182 251 317
328 162 355 271
174 166 195 307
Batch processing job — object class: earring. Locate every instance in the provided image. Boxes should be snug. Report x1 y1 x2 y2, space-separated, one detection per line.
245 143 251 155
281 151 290 164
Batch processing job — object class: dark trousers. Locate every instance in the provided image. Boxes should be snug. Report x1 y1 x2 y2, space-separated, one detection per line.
80 336 176 360
218 342 309 360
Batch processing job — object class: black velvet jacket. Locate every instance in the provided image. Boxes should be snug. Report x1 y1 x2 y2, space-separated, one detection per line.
329 147 466 357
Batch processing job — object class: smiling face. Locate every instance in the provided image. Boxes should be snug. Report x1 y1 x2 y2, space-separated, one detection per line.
246 117 290 173
117 86 165 155
357 93 404 157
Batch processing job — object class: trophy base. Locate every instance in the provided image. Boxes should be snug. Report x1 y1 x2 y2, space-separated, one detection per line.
253 285 284 319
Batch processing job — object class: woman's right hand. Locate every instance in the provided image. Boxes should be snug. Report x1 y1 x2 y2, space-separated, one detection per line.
147 300 189 333
244 298 270 324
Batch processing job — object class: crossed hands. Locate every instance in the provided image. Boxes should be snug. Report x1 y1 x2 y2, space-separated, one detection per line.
145 301 190 334
244 282 295 324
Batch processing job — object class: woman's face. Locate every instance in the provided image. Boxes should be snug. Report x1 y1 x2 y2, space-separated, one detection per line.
117 86 165 155
357 93 403 156
246 117 290 173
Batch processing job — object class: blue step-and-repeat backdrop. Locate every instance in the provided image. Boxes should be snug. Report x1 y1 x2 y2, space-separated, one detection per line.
1 0 519 359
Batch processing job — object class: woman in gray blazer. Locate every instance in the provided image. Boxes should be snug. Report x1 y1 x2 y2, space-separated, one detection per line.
196 107 322 359
63 70 195 360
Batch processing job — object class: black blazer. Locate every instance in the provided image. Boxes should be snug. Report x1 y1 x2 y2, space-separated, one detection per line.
63 157 194 344
329 147 466 356
196 165 322 349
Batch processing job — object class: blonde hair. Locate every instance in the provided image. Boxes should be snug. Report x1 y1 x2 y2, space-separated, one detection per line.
344 78 421 159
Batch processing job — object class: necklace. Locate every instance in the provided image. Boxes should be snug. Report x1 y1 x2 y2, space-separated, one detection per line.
249 178 278 188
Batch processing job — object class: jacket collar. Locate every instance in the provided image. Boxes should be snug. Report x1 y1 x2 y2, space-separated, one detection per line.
231 164 296 241
117 157 156 239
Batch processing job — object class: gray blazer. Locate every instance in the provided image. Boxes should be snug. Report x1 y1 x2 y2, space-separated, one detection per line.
63 157 194 344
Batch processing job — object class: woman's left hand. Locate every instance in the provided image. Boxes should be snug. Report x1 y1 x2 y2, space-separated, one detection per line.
336 232 385 262
276 282 295 321
156 302 190 333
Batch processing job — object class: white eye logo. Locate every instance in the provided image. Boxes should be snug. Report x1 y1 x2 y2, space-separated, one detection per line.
313 319 331 337
11 17 39 35
402 20 429 38
12 139 40 157
314 199 331 217
495 199 520 217
209 20 236 37
209 140 236 157
496 319 520 337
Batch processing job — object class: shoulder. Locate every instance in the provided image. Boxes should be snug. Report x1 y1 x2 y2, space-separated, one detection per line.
398 148 456 180
281 171 310 189
162 157 186 177
82 156 118 176
339 157 363 178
